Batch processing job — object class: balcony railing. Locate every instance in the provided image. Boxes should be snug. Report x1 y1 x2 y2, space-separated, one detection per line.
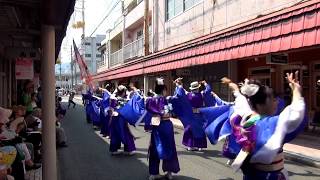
107 36 153 68
110 49 123 67
123 37 144 60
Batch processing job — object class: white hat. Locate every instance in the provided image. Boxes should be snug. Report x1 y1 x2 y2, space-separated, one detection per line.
189 81 201 90
117 85 127 91
0 107 12 124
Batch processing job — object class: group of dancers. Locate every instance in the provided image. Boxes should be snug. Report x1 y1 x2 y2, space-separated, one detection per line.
83 71 306 180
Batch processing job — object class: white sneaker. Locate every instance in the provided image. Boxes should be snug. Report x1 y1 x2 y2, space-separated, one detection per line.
111 151 121 155
124 151 136 156
148 174 162 180
165 172 173 180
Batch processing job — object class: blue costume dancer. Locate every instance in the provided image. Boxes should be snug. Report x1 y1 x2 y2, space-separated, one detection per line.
99 85 112 138
206 74 306 180
83 90 93 123
172 79 218 151
91 98 101 128
109 85 136 155
147 78 180 180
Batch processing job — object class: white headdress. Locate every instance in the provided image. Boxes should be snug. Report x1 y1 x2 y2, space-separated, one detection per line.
156 77 164 85
117 85 127 91
240 79 260 97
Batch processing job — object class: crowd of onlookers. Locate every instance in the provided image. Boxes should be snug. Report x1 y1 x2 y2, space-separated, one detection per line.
0 80 68 180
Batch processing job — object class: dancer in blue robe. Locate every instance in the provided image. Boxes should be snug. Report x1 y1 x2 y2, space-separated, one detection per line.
109 85 136 155
99 85 112 138
216 73 306 180
91 99 101 127
147 78 180 180
171 78 216 151
84 90 93 123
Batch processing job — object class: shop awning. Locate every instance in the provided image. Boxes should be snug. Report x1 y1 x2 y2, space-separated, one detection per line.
94 0 320 81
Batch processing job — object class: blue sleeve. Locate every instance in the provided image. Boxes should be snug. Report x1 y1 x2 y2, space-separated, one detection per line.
203 84 216 107
214 95 225 106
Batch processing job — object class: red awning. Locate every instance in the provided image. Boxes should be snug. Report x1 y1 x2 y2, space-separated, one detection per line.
94 0 320 81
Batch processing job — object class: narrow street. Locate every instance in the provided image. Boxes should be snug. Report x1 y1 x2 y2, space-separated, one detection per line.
57 98 320 180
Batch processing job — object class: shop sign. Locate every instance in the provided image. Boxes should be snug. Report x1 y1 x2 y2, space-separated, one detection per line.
176 69 191 76
266 54 288 65
15 58 34 79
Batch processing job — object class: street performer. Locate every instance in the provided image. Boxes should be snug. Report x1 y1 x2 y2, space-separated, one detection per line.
147 78 180 180
99 84 113 138
108 85 136 155
172 78 215 151
220 71 306 180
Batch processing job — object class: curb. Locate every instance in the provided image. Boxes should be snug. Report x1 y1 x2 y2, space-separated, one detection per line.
171 120 320 168
284 151 320 168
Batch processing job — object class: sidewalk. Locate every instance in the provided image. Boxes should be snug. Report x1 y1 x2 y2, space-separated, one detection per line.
170 118 320 168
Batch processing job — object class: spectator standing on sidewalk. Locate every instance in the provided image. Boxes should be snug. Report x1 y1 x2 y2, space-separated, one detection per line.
68 91 76 109
22 81 34 115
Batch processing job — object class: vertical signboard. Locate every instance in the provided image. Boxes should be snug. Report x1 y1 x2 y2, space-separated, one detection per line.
15 58 34 79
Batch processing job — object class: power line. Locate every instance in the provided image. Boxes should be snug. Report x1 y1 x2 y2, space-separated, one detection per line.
89 0 121 37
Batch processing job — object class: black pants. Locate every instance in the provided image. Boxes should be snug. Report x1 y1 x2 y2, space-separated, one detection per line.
68 100 76 108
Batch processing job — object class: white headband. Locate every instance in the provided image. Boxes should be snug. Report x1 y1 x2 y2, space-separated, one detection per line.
240 79 260 97
156 78 164 85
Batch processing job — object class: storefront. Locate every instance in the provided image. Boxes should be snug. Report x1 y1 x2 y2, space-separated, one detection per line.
237 47 320 128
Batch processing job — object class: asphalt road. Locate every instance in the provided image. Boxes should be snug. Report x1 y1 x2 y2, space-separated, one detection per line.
57 98 320 180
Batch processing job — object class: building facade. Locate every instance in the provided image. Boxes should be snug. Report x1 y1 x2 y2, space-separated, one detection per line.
81 34 106 74
94 0 320 128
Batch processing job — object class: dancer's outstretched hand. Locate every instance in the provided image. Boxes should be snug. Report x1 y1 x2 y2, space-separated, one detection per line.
221 77 232 84
221 77 239 92
286 71 301 92
200 80 207 85
174 77 183 85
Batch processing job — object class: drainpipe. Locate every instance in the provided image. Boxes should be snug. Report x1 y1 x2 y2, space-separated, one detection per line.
152 0 158 52
122 1 126 63
143 0 150 95
41 25 57 180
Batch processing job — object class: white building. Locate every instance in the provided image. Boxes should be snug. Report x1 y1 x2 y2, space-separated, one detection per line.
81 35 106 75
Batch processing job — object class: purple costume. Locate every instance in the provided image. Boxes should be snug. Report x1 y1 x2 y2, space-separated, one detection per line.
182 83 215 149
182 92 208 149
146 96 180 175
109 97 136 153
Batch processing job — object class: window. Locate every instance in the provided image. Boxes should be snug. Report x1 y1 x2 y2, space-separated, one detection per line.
96 43 101 46
96 54 102 58
184 0 193 9
85 42 91 46
166 0 202 20
85 54 91 57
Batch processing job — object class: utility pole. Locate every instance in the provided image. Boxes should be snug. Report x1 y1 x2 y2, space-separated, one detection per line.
59 57 62 88
122 0 125 61
82 0 85 38
143 0 150 95
82 0 86 91
144 0 150 56
70 45 74 89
